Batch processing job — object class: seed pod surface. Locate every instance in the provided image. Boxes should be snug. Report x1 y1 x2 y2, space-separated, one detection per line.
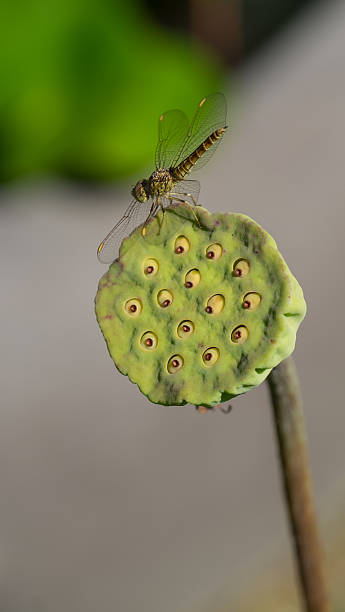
95 204 306 407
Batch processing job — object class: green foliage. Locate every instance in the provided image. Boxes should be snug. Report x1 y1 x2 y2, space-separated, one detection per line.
0 0 224 182
95 204 306 407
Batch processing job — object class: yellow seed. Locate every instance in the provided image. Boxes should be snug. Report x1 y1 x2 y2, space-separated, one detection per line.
206 294 225 314
140 331 158 350
243 292 261 310
177 320 194 338
157 289 173 307
202 347 220 367
143 258 159 276
167 355 184 374
206 243 223 260
231 325 249 344
174 235 190 254
184 269 201 288
233 259 250 277
124 298 142 317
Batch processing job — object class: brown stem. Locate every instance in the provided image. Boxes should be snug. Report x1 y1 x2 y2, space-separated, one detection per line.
267 357 330 612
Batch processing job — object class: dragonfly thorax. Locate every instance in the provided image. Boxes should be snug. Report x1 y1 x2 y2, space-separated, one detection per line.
149 168 175 196
132 179 149 203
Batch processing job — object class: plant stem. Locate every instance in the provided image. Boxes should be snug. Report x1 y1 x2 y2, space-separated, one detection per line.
267 357 330 612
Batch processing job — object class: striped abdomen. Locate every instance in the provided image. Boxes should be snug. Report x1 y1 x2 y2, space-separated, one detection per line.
171 127 227 181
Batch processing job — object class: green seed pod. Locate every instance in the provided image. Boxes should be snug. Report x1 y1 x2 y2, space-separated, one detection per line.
95 204 306 407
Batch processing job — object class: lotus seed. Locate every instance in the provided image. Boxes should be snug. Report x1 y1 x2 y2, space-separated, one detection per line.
206 294 225 315
202 347 220 366
174 235 190 254
157 289 173 307
243 292 261 310
125 298 142 317
206 243 222 260
167 354 184 373
177 320 194 338
233 259 250 277
140 331 158 350
231 326 249 344
143 258 159 276
184 269 201 288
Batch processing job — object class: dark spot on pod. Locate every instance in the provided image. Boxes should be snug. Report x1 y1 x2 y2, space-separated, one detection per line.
175 246 184 254
182 325 190 332
243 300 251 309
185 281 193 288
130 304 137 312
205 306 213 314
207 251 215 259
172 359 179 368
145 338 153 347
163 299 171 308
204 352 212 361
234 269 242 277
146 265 154 274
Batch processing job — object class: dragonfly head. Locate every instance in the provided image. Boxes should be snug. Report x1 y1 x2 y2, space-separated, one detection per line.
132 179 149 203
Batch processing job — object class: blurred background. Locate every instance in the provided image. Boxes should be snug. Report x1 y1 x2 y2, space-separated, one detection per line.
1 0 344 610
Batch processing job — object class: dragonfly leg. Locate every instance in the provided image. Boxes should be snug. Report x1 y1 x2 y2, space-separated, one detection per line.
167 196 201 228
169 191 200 207
142 200 157 237
157 197 166 235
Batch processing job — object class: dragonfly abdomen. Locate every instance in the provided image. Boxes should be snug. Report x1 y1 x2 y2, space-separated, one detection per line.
172 127 227 181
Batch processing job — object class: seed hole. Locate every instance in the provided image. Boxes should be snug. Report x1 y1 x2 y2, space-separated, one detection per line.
184 269 201 289
124 298 142 317
143 258 159 277
233 259 250 277
202 347 220 367
177 320 194 338
167 354 184 373
242 292 261 310
231 325 249 344
174 235 190 254
206 243 222 260
140 331 158 350
205 294 225 315
157 289 173 308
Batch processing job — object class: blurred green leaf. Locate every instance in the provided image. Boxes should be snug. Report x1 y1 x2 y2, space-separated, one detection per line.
0 0 225 182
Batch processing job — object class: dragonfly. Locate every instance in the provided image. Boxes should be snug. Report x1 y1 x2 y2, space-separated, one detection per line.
97 92 227 263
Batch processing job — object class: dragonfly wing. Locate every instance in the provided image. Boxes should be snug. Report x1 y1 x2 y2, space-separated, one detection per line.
155 109 189 169
172 92 227 173
97 199 156 263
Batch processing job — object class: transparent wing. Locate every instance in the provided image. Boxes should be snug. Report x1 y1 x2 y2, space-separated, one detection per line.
155 109 189 169
97 199 157 263
168 179 200 204
172 92 227 173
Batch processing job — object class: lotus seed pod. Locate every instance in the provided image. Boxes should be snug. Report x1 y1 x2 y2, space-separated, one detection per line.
95 204 306 407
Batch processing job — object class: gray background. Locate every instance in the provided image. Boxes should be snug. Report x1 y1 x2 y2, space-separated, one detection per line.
1 1 344 610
